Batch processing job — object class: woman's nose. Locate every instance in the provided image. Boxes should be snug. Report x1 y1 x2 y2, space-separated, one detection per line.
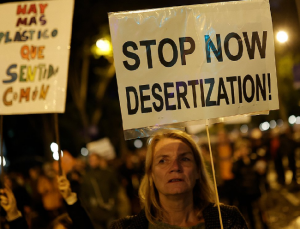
170 159 181 172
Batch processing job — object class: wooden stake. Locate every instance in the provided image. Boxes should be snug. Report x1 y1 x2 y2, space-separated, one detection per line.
0 115 3 229
206 122 224 229
0 116 4 185
54 114 62 175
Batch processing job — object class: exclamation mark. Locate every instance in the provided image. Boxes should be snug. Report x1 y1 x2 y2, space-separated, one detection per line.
268 73 272 100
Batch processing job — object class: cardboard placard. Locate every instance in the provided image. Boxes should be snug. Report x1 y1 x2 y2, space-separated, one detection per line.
0 0 74 114
109 0 278 134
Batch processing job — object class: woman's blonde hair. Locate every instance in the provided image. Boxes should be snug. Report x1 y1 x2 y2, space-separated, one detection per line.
138 129 215 224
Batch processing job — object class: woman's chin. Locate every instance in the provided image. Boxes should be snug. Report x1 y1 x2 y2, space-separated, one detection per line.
165 187 190 196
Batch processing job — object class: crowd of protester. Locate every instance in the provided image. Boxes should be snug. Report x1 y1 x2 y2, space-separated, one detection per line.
0 124 299 229
201 125 300 229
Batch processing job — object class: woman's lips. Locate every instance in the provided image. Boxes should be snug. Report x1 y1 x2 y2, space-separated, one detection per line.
168 179 183 183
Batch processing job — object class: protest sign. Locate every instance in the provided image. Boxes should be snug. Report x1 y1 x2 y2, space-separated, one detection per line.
87 138 116 160
0 0 74 114
109 0 279 139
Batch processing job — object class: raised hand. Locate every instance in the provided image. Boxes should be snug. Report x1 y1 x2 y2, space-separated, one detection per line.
57 174 72 200
0 186 21 221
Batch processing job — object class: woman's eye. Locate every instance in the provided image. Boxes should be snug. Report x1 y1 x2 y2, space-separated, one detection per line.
182 157 191 161
158 159 165 164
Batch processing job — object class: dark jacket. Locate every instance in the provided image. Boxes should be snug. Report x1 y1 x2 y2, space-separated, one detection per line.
65 199 95 229
66 200 247 229
8 217 29 229
111 203 247 229
80 167 120 224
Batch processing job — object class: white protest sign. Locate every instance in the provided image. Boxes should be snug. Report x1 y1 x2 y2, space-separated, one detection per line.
87 138 116 160
0 0 74 114
109 0 279 133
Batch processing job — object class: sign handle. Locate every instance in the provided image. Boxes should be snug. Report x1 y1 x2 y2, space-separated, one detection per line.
0 116 4 183
54 114 62 176
205 121 224 229
0 116 3 229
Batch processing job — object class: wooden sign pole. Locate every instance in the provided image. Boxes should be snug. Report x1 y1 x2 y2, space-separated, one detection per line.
206 121 224 229
54 114 62 176
0 115 3 229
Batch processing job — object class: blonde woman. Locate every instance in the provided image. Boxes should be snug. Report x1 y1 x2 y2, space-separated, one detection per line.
59 129 248 229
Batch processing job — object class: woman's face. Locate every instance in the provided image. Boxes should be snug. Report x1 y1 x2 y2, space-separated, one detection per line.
151 138 199 197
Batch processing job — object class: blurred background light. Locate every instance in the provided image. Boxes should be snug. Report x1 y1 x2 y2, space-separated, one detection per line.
240 124 248 133
81 147 89 156
277 119 283 127
50 142 58 153
51 142 63 160
0 157 7 166
288 115 297 124
296 116 300 124
134 139 143 149
276 31 288 43
53 151 63 161
96 39 110 51
269 120 277 129
259 122 270 131
92 38 113 57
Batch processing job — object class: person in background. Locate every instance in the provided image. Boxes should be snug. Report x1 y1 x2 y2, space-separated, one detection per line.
216 129 236 205
0 185 29 229
232 139 268 229
37 163 64 228
57 174 94 229
276 127 298 190
58 129 248 229
269 127 282 186
66 157 86 196
250 128 270 192
3 173 32 224
27 166 43 210
48 213 72 229
118 152 142 215
80 151 120 229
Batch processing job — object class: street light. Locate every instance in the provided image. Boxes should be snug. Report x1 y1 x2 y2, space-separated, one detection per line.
96 39 111 52
276 31 288 43
91 37 113 57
